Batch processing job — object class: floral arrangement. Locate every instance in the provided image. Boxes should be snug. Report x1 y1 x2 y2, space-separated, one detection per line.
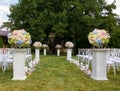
55 44 62 49
65 41 74 48
42 44 48 48
7 29 32 47
33 41 42 48
88 29 110 47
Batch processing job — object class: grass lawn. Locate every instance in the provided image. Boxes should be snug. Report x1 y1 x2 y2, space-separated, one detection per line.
0 55 120 91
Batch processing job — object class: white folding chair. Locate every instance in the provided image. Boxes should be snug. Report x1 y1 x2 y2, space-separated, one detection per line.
106 49 116 75
2 52 13 72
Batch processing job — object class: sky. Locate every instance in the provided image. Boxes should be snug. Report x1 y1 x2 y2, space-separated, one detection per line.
0 0 19 26
106 0 120 16
0 0 120 27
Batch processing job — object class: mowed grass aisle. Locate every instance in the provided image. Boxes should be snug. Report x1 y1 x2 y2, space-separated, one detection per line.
0 55 120 91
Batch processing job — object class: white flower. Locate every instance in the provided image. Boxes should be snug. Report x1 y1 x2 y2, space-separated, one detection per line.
55 44 62 49
65 41 74 48
42 44 48 48
33 41 42 48
88 29 110 47
7 29 31 47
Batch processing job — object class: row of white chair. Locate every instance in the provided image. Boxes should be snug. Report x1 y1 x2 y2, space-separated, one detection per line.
76 49 93 68
76 48 120 75
106 49 120 75
0 48 32 72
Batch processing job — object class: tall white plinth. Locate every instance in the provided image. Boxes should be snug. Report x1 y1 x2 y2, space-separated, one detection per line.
43 48 47 55
12 49 26 80
35 49 40 63
57 49 60 56
91 49 108 80
67 49 72 60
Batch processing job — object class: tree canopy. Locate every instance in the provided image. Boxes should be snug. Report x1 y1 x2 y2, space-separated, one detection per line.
7 0 120 49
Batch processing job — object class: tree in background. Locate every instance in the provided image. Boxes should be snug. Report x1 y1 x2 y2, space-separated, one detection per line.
7 0 120 50
0 37 3 48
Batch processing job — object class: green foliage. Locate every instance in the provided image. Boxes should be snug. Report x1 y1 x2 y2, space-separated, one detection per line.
8 0 120 48
0 37 3 48
109 26 120 47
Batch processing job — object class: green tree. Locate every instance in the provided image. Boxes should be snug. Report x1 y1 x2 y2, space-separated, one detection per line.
8 0 120 49
0 37 3 48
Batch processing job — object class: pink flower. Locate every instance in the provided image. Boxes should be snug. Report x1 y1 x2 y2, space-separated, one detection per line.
8 29 31 47
88 29 110 47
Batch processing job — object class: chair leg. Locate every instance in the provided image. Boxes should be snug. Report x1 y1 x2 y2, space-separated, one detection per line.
107 64 110 73
113 63 116 75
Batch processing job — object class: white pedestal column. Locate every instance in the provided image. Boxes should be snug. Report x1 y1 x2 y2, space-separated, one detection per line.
12 49 26 80
35 49 40 63
43 48 47 55
67 48 72 60
57 49 60 56
91 49 108 80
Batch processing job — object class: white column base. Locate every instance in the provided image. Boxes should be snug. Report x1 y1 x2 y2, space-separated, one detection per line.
57 49 60 56
91 49 108 80
12 76 26 80
91 76 108 80
43 48 47 55
35 49 40 63
12 49 26 80
67 49 72 60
